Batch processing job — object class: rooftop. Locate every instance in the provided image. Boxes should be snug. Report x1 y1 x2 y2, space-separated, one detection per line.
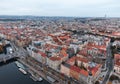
50 56 61 61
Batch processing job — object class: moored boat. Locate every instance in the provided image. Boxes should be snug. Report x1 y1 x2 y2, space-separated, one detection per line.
18 68 27 75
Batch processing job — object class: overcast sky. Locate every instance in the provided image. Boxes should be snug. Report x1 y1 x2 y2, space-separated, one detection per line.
0 0 120 17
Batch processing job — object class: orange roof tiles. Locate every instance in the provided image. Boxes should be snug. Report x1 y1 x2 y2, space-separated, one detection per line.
60 49 68 57
80 69 88 76
70 65 89 77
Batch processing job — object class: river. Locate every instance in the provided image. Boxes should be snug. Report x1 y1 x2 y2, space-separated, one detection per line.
0 62 49 84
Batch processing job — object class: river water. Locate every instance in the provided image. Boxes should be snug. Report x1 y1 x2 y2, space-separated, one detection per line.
0 62 49 84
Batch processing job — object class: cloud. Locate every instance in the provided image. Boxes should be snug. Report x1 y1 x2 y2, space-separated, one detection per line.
0 0 120 17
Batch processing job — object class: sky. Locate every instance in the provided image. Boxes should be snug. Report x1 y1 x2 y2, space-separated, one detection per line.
0 0 120 17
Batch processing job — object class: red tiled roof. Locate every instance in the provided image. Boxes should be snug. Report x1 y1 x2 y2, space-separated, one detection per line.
67 56 76 63
112 32 120 36
70 65 81 73
86 43 106 51
114 54 120 66
80 69 88 76
76 57 88 63
88 64 101 76
38 51 46 57
78 50 89 57
115 59 120 66
59 35 70 40
50 56 61 61
114 54 120 59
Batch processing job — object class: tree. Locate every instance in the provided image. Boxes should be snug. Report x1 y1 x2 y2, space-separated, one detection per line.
95 81 100 84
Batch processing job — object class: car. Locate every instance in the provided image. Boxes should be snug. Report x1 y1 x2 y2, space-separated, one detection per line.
8 47 13 54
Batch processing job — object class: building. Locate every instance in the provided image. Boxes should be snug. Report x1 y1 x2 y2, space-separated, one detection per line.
47 56 62 71
60 63 70 77
114 54 120 75
36 51 46 64
70 65 81 80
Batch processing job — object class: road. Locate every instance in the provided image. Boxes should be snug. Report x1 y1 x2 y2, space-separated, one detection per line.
102 42 114 84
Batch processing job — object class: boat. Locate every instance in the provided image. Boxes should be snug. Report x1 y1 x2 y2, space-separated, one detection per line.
30 76 37 81
18 68 27 75
30 73 43 82
15 61 25 69
15 62 21 67
38 77 43 81
47 76 56 83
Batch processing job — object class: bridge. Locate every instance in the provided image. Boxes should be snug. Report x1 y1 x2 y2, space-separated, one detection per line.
0 42 28 63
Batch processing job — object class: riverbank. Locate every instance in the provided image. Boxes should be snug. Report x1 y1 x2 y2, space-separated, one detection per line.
0 62 49 84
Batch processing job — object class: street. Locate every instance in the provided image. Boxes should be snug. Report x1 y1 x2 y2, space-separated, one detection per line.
102 42 114 84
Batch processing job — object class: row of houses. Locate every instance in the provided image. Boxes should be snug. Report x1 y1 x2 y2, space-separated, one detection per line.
27 41 69 71
61 56 102 83
114 54 120 76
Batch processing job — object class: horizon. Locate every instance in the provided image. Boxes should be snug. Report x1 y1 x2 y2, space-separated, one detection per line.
0 15 120 18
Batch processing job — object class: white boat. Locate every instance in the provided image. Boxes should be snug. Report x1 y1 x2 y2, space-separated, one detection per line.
15 61 25 69
38 77 43 81
18 68 27 75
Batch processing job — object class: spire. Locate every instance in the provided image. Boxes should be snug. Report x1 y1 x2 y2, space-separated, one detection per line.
105 14 107 19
